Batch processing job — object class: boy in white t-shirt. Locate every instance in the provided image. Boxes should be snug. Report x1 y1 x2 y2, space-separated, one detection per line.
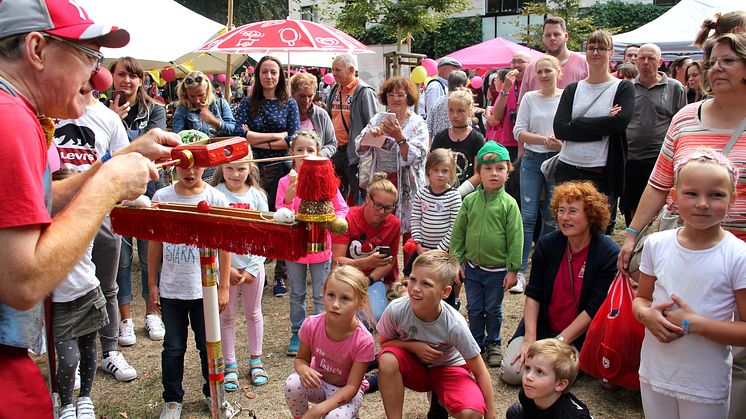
148 165 231 418
377 250 496 419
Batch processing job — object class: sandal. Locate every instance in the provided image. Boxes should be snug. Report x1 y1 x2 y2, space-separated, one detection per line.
224 362 239 392
248 358 269 386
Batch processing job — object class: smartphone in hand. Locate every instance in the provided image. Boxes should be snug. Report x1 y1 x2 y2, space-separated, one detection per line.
378 246 391 257
113 90 127 107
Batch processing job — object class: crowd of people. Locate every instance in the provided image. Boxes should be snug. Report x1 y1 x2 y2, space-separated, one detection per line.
1 0 746 418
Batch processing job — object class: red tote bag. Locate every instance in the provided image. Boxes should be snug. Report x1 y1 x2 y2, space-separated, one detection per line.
579 272 644 389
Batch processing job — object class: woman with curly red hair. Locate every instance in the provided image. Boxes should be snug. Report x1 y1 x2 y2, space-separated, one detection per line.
500 181 619 385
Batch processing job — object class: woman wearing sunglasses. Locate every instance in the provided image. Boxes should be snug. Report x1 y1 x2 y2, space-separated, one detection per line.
172 71 236 138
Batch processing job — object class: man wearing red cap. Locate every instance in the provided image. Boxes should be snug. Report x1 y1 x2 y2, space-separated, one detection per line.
0 1 180 416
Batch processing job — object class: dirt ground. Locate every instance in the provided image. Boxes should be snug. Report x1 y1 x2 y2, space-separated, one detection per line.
36 219 643 418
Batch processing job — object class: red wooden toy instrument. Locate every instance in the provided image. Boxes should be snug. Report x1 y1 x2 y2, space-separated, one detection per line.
156 136 249 169
110 202 309 260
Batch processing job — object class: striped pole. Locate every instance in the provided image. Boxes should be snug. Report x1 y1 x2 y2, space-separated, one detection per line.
200 248 231 419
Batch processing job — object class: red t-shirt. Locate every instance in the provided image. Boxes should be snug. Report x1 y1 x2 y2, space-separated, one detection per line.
332 205 401 284
547 245 589 334
0 90 52 230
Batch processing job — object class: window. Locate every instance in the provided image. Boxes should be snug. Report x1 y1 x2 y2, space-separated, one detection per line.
300 5 317 22
486 0 542 16
653 0 679 5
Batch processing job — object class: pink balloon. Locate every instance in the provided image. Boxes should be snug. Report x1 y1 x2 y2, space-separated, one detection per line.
218 73 227 83
422 58 438 77
247 66 255 74
207 73 214 81
323 73 335 85
470 76 483 89
230 78 235 86
161 67 176 83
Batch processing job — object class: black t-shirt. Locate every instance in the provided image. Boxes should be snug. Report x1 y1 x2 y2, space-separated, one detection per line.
518 390 592 419
123 101 140 128
430 128 485 184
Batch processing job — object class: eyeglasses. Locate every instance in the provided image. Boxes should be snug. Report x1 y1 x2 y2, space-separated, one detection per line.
369 196 396 213
386 93 407 99
511 59 528 65
184 74 205 86
703 56 744 71
44 34 103 73
586 47 611 54
556 208 583 217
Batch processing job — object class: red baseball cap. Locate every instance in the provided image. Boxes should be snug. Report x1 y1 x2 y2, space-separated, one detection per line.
0 0 129 48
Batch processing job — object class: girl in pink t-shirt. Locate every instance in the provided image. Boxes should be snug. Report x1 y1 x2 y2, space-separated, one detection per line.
277 130 349 357
284 266 375 418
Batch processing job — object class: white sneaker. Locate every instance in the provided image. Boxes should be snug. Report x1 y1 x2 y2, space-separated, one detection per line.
73 364 80 390
509 272 526 294
75 396 95 419
118 318 136 346
59 404 76 419
101 351 137 382
145 314 166 341
160 402 182 419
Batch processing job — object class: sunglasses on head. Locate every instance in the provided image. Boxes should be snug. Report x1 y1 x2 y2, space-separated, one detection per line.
185 74 205 86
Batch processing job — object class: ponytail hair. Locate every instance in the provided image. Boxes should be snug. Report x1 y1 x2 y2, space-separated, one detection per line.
367 172 398 200
694 11 746 48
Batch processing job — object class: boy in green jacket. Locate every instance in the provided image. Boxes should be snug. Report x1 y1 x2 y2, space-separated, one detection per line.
451 141 523 368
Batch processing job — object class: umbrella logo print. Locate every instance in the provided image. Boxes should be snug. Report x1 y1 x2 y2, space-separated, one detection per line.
316 38 342 48
280 28 301 46
237 30 264 47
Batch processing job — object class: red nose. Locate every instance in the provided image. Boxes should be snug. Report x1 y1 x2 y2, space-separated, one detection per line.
91 67 113 92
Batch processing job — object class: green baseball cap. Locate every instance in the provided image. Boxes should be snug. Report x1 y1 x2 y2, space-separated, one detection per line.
477 141 510 165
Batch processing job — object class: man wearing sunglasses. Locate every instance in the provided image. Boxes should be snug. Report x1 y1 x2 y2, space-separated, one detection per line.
0 1 181 415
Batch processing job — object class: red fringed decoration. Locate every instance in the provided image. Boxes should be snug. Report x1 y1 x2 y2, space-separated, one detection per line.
297 156 339 201
110 204 308 260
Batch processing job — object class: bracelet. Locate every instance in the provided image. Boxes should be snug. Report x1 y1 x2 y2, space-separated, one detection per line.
396 138 406 145
366 274 376 286
681 319 690 335
101 151 112 163
625 227 640 236
499 91 509 97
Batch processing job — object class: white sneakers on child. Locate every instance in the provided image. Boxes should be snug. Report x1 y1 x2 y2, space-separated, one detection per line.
160 402 182 419
509 272 526 294
102 351 137 382
75 396 95 419
118 318 136 346
145 314 166 341
73 364 80 390
59 404 76 419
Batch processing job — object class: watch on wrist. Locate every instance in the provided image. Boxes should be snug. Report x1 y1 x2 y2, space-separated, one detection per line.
396 138 406 145
499 91 509 97
366 274 376 285
556 335 565 342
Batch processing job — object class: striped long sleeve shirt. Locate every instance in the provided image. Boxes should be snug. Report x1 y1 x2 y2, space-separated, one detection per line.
410 186 462 251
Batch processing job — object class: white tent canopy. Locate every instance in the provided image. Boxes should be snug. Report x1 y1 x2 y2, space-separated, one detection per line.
612 0 741 60
78 0 245 74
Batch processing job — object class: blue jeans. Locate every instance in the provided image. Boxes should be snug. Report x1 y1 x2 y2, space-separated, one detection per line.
287 260 330 335
463 264 506 348
519 150 557 272
160 297 209 403
116 236 149 305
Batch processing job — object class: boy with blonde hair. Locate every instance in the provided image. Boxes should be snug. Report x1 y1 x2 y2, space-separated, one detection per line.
506 339 591 418
377 250 496 419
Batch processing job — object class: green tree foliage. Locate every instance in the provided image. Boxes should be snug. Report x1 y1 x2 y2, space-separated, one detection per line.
174 0 288 25
581 1 670 34
355 17 482 58
331 0 471 50
515 0 596 52
515 0 669 52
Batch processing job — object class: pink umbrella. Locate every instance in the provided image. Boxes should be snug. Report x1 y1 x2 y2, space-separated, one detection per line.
198 19 373 55
440 37 544 69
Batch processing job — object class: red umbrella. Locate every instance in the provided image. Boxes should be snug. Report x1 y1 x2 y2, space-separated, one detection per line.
198 19 373 55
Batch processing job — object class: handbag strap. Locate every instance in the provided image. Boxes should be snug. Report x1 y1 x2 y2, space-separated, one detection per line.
722 115 746 156
576 81 617 118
